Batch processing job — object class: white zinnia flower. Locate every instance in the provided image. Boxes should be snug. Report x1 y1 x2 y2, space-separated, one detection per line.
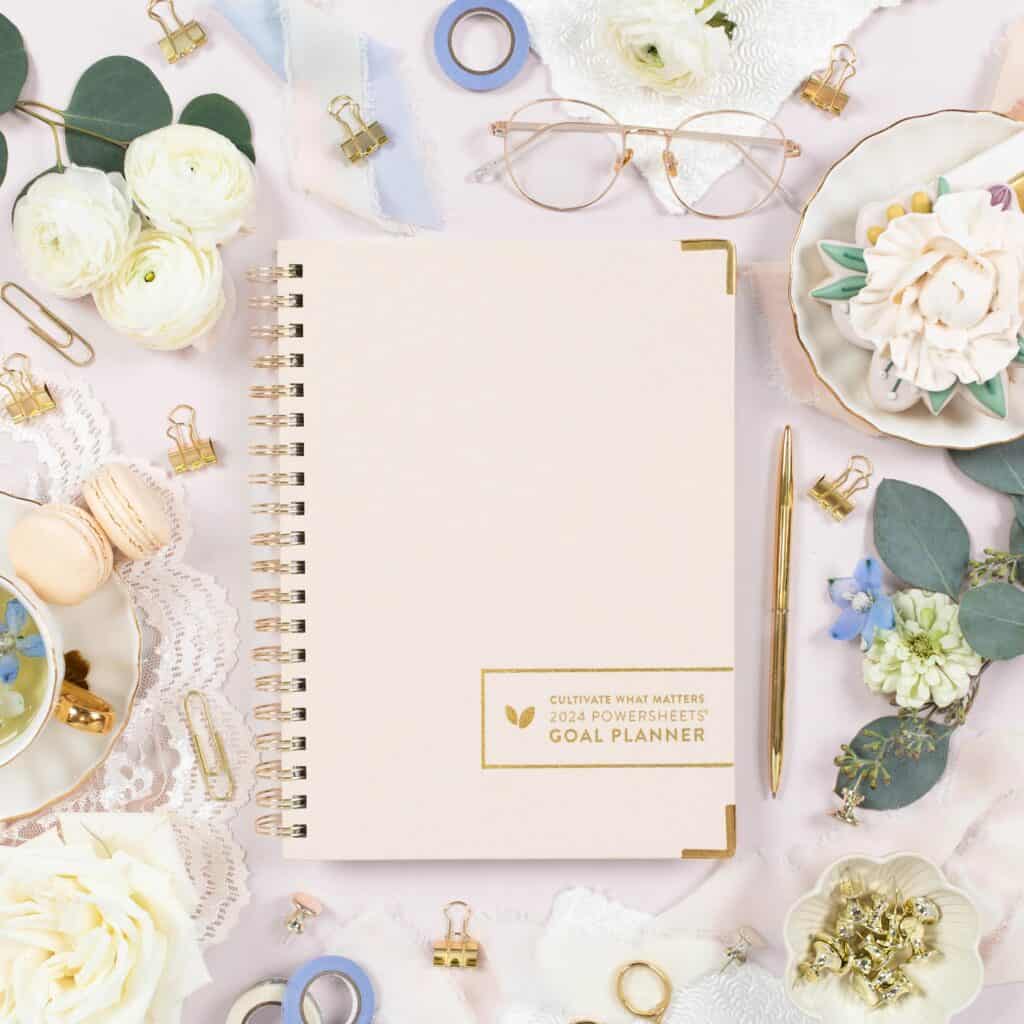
863 589 982 710
93 229 226 351
12 166 141 299
606 0 733 95
125 124 255 246
850 190 1024 392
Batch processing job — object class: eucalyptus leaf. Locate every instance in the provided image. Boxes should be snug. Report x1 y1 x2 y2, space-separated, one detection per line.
820 242 867 273
873 479 969 598
834 716 951 811
65 57 172 173
1013 494 1024 529
1011 517 1024 555
0 14 28 115
949 437 1024 494
179 94 255 162
960 582 1024 660
811 275 867 301
0 130 7 189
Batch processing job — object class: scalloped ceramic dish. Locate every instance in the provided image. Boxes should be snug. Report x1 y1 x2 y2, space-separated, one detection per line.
784 853 983 1024
790 110 1024 449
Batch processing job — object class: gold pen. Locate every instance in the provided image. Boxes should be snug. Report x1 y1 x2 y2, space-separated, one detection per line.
769 426 794 799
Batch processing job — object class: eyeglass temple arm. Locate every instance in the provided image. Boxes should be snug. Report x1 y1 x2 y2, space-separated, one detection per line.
727 141 804 214
468 132 549 183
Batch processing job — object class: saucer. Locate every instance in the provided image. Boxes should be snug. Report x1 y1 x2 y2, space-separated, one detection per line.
0 491 142 824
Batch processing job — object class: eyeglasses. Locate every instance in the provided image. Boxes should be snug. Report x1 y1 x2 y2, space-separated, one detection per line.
469 98 803 219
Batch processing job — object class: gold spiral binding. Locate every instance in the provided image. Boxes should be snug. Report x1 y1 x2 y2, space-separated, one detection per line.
250 414 304 428
252 559 305 574
253 589 306 604
256 760 308 782
252 501 305 515
249 384 304 399
250 472 304 487
251 530 305 547
247 264 303 282
250 443 304 457
256 788 307 811
253 353 304 369
249 293 303 310
255 815 307 838
253 646 306 664
255 732 306 752
254 702 306 722
255 675 307 693
251 324 303 340
255 617 306 634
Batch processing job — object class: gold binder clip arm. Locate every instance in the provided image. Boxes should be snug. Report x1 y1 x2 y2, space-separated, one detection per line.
1 283 96 367
184 690 235 802
327 95 389 165
166 404 218 473
433 900 481 967
0 353 56 424
808 455 874 521
801 44 858 116
148 0 208 64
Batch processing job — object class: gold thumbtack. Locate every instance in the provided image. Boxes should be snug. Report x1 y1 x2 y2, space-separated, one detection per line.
184 691 235 802
801 44 858 116
0 353 56 423
808 455 873 522
833 786 865 826
284 892 325 942
433 900 481 967
720 928 760 972
327 95 389 165
166 404 218 473
148 0 208 64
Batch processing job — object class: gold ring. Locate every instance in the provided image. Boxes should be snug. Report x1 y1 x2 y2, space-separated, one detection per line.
56 681 116 735
616 961 672 1020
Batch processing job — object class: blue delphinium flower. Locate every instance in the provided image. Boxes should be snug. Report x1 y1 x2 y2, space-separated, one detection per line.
828 558 894 648
0 599 46 684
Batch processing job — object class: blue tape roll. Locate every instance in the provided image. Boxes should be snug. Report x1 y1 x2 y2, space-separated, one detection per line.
433 0 529 92
283 957 375 1024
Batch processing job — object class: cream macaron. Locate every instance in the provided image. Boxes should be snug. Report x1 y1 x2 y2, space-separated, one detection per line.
82 464 170 561
8 503 114 606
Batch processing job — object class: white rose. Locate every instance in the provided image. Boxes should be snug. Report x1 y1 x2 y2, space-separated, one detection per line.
94 229 226 350
125 124 255 246
12 166 141 299
606 0 732 95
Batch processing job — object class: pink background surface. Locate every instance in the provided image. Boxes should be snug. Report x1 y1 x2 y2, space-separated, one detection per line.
1 0 1023 1019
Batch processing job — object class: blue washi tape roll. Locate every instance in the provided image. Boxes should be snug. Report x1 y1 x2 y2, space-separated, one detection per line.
283 957 375 1024
433 0 530 92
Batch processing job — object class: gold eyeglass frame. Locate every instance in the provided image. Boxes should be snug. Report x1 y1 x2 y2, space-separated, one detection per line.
483 98 801 218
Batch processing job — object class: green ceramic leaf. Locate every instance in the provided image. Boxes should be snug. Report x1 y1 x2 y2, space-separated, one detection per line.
820 243 867 273
10 165 62 222
949 437 1024 494
960 582 1024 660
0 14 27 115
937 176 951 197
179 93 255 163
966 375 1008 419
873 479 969 598
811 275 868 301
0 130 7 189
65 57 173 173
834 716 951 811
927 385 957 416
1015 334 1024 364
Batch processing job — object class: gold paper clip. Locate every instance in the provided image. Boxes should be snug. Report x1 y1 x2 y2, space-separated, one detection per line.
801 44 858 116
1 283 95 367
327 95 389 165
808 455 873 521
432 900 481 968
148 0 207 64
0 353 56 423
166 404 218 473
184 691 235 802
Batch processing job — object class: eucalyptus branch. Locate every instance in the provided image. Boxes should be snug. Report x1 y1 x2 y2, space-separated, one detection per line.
14 100 128 153
835 716 951 793
967 548 1022 587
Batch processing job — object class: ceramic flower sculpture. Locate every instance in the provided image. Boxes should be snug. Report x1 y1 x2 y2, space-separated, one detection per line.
811 177 1024 419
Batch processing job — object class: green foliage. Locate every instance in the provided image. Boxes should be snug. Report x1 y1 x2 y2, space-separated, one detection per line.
960 582 1024 660
873 479 969 598
0 14 28 115
0 130 6 188
706 11 737 40
179 94 255 162
966 376 1007 419
950 437 1024 494
811 275 868 301
820 242 867 273
927 385 957 416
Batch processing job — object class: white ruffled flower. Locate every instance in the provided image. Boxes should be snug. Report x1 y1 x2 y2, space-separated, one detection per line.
0 814 209 1024
93 229 226 351
863 589 982 710
125 124 255 246
850 190 1024 392
606 0 733 95
12 166 141 299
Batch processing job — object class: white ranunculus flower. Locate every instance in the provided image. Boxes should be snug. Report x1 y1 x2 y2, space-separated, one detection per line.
125 124 255 246
12 166 141 299
93 229 226 350
606 0 733 94
850 190 1024 392
0 814 209 1024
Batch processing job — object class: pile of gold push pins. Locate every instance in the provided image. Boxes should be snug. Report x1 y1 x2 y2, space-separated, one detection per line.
797 878 942 1008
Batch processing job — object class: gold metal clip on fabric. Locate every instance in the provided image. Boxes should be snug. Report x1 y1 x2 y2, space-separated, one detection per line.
327 95 389 164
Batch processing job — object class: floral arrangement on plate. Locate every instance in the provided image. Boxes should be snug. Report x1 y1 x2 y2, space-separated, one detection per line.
810 175 1024 421
827 472 1024 824
0 13 256 352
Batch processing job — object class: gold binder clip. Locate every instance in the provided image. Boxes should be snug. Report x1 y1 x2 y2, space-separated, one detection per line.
166 404 218 473
433 901 481 968
327 95 389 165
808 455 874 521
801 44 857 116
1 283 96 367
0 353 56 423
184 690 235 802
148 0 208 64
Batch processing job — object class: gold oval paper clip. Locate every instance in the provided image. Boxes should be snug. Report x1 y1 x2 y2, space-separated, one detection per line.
616 961 673 1023
0 352 56 423
328 95 389 165
148 0 207 64
166 404 218 473
433 900 481 967
1 283 95 367
184 690 235 802
808 455 873 521
801 43 858 116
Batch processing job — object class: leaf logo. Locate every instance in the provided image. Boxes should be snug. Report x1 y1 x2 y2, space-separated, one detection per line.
505 705 535 729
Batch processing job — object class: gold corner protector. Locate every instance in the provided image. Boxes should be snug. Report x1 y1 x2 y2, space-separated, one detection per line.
679 239 737 296
682 803 736 859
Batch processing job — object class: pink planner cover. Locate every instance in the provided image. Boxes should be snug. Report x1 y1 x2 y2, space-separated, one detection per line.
265 238 736 860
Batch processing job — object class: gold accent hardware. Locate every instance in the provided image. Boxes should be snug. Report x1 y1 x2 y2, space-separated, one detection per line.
1 283 95 366
808 455 873 521
166 404 217 473
148 0 207 63
801 44 857 116
0 353 56 423
433 901 481 968
183 690 235 802
328 95 389 164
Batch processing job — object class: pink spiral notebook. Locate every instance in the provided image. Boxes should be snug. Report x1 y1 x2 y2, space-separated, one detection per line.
249 239 737 860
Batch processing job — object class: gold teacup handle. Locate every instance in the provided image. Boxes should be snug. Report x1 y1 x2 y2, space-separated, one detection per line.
55 681 116 735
